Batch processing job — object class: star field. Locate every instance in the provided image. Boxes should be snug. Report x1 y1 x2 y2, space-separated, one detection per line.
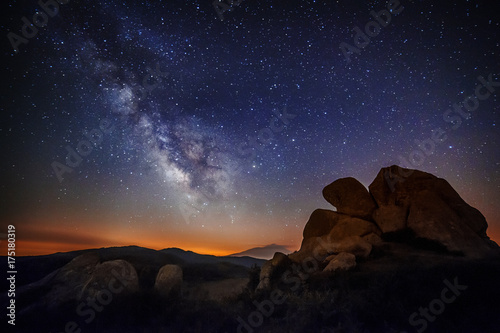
0 0 499 255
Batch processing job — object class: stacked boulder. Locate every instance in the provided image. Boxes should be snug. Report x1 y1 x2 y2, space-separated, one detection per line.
289 177 382 271
258 165 498 289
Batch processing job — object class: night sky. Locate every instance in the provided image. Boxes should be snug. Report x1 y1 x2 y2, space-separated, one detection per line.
1 0 499 256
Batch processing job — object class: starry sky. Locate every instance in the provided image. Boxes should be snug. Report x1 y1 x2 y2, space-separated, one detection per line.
1 0 499 256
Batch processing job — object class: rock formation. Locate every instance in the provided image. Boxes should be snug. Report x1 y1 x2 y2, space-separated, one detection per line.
257 165 499 290
369 165 494 256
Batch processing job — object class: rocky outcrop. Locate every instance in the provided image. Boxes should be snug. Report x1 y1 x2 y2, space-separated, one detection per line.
154 264 183 298
256 165 498 291
323 177 376 220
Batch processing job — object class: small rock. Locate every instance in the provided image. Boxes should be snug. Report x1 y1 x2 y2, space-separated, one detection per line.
256 252 291 290
154 264 183 298
323 252 356 272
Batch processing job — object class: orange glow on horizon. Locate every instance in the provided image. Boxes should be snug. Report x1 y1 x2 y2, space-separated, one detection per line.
9 231 500 257
4 222 297 257
8 240 240 257
4 216 499 257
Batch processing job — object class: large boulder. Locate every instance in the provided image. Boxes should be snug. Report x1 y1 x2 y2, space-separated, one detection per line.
369 165 493 256
407 190 492 257
44 254 139 308
46 253 100 306
256 252 291 290
369 166 488 235
154 264 183 298
322 177 377 220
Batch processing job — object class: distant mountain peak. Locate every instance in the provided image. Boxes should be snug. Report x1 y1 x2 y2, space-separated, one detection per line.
230 244 292 260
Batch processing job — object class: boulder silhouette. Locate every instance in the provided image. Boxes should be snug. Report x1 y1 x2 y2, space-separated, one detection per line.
369 165 493 256
154 264 183 298
406 190 493 256
323 177 376 220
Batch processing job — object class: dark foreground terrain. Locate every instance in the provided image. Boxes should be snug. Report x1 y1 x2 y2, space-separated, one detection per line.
2 244 500 333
